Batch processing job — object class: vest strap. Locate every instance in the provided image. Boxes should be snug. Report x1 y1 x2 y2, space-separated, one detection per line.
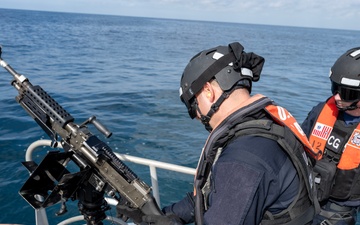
265 104 322 160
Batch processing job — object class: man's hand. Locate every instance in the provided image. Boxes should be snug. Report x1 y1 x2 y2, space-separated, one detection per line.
117 201 183 225
116 203 144 224
142 214 184 225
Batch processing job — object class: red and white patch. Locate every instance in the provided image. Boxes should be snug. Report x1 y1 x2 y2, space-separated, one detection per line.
311 122 332 140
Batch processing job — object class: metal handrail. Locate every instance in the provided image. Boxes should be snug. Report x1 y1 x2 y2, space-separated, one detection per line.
25 139 196 225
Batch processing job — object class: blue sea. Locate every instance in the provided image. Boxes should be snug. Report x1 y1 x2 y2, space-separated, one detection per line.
1 8 360 224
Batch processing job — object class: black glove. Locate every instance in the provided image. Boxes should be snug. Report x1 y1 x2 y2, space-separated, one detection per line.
116 203 145 224
141 214 184 225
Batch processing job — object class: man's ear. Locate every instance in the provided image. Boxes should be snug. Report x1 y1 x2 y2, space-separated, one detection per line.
203 82 215 102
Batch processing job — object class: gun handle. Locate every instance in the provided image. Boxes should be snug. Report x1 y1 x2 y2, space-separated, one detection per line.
141 196 163 216
89 116 112 138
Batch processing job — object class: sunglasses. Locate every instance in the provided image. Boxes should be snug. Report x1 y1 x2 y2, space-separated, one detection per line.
332 83 360 102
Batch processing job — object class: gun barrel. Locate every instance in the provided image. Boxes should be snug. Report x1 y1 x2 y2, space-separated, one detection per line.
0 58 28 85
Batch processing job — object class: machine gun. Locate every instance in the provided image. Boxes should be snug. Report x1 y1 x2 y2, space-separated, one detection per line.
0 46 162 224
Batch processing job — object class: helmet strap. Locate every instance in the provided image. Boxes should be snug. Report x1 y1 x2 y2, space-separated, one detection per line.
195 102 212 132
197 90 233 132
337 100 359 111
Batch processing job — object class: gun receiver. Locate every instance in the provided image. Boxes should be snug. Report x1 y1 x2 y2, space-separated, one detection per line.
0 47 162 223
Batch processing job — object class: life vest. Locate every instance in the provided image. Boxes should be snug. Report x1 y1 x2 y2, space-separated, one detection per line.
309 96 360 201
193 96 320 225
309 96 360 170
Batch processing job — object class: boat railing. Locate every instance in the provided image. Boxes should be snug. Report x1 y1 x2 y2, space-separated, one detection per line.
25 139 196 225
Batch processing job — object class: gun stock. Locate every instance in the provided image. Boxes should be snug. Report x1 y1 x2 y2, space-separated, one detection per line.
0 47 162 223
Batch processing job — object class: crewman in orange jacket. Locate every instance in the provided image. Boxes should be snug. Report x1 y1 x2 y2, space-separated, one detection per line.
302 47 360 225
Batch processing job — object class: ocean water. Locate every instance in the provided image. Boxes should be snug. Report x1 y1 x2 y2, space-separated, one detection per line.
1 8 360 224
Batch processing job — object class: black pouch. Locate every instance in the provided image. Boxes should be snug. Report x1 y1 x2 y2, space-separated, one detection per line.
330 167 360 200
313 159 337 202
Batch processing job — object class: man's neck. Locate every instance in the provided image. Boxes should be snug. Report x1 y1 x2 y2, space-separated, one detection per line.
211 93 265 129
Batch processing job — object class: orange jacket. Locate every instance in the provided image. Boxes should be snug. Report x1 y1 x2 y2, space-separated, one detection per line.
309 96 360 170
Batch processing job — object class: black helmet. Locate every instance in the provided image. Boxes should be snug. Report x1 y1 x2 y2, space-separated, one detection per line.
179 42 265 119
330 47 360 102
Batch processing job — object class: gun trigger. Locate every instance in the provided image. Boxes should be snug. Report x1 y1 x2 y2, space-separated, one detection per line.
55 199 68 216
49 133 60 148
50 140 58 148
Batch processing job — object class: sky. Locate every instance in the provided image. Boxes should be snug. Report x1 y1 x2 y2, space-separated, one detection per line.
1 0 360 31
